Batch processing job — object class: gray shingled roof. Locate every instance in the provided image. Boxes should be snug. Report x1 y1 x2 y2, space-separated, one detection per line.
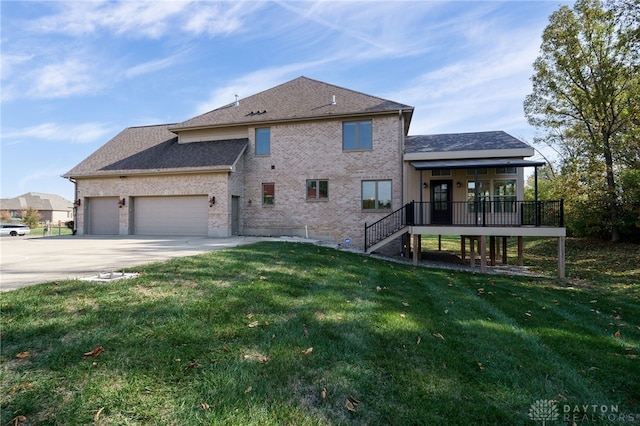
405 131 532 154
0 193 72 211
63 125 247 178
170 76 413 131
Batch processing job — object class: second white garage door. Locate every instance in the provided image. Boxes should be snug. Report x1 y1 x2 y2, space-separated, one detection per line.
134 196 208 236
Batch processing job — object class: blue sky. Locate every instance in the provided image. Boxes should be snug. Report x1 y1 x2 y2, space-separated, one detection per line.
1 0 570 201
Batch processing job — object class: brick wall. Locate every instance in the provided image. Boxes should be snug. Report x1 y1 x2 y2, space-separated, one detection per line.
241 115 403 248
75 173 231 236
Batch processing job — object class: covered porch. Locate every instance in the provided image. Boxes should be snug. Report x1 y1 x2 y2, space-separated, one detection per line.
367 157 566 277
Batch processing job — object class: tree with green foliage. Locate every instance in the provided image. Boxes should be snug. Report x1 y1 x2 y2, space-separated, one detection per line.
22 207 41 229
524 0 640 241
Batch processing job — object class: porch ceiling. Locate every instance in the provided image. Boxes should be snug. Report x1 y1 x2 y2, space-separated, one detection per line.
410 158 545 170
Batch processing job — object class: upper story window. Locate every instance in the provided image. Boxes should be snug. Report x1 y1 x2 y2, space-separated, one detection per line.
256 128 270 156
307 180 329 200
343 121 372 151
362 180 391 210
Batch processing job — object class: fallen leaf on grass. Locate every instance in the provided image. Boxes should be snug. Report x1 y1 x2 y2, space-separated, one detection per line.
16 351 30 359
321 387 327 400
243 353 269 363
402 302 410 307
248 321 260 328
477 362 484 371
82 346 105 358
186 362 201 370
432 332 445 340
477 288 485 295
303 347 313 355
614 330 621 338
245 386 253 393
6 415 27 426
94 407 105 422
201 402 210 410
346 396 360 412
417 336 421 345
399 314 406 318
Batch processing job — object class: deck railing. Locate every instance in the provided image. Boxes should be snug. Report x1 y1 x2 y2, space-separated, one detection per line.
365 200 564 250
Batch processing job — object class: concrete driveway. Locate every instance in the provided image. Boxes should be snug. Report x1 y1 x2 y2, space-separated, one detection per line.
0 235 273 291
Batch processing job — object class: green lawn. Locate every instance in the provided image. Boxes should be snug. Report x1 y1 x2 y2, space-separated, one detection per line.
1 241 639 425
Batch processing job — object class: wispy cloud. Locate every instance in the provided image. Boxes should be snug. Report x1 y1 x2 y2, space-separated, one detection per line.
25 59 101 99
27 1 261 38
123 53 187 79
2 122 115 145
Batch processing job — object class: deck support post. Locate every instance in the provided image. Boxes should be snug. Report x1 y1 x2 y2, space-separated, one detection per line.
558 236 566 279
480 235 487 273
502 236 508 264
517 236 524 266
470 237 476 267
489 236 496 266
461 236 466 264
412 234 419 266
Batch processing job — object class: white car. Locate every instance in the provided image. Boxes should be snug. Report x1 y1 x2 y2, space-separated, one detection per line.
0 224 31 236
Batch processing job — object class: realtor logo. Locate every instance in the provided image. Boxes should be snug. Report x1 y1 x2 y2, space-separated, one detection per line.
529 399 559 425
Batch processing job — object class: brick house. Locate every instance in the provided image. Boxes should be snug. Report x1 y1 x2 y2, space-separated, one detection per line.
63 76 566 275
0 192 74 224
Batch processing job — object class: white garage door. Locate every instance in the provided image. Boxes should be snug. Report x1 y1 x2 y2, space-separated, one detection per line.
88 197 119 235
134 196 208 236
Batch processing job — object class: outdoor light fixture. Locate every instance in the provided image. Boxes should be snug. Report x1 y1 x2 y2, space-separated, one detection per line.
74 199 81 207
118 198 126 208
209 196 216 207
457 181 462 188
423 182 428 189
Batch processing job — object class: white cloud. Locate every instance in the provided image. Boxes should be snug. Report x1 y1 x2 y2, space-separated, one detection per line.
123 54 186 79
27 1 261 39
26 59 100 99
184 2 263 36
1 53 34 80
29 1 187 38
2 122 115 145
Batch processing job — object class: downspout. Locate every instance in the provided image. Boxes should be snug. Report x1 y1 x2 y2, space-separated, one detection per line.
69 177 78 235
398 109 404 207
534 166 540 227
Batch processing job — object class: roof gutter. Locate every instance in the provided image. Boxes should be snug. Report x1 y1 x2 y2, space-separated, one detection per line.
63 166 235 180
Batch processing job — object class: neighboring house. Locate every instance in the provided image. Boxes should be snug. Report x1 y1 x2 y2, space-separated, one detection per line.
0 192 74 224
63 76 566 275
